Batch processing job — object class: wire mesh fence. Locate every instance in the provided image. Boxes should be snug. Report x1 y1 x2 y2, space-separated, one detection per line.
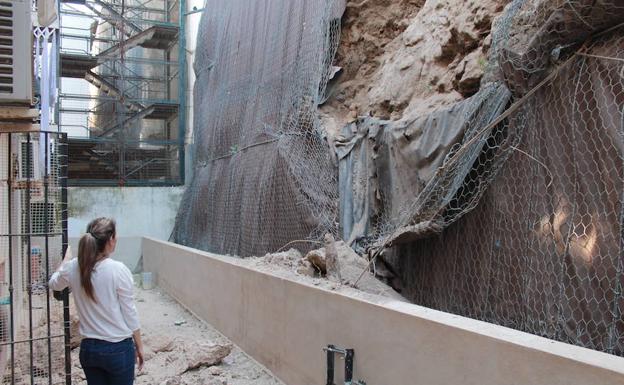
0 131 71 384
377 0 624 356
174 0 624 356
172 0 345 256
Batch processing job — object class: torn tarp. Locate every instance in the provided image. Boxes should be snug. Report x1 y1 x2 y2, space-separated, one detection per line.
338 83 511 249
336 118 384 246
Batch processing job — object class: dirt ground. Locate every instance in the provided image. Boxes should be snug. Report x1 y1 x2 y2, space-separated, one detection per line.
70 288 284 385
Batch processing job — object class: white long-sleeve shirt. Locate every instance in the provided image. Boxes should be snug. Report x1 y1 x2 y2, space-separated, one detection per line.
49 258 140 343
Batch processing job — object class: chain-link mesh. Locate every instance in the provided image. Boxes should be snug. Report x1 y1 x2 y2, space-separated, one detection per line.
375 0 624 356
0 132 69 383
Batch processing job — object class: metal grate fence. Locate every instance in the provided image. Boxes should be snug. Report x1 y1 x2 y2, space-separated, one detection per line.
0 131 71 385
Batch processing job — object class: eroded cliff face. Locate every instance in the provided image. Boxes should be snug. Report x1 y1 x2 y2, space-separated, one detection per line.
323 0 510 125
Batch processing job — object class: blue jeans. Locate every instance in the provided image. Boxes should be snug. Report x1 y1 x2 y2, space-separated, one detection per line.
79 338 135 385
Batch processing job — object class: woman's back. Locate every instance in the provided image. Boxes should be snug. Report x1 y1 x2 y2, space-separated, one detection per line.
51 257 139 343
48 217 143 385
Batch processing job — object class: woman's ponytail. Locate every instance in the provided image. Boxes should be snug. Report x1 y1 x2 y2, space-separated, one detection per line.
78 232 99 301
77 217 116 302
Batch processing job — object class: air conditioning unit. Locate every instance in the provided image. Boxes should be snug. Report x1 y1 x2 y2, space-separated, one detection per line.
0 0 33 103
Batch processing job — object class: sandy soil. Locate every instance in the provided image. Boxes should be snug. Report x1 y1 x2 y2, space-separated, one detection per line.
70 288 284 385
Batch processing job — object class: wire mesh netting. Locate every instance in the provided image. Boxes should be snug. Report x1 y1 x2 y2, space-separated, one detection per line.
172 0 346 256
0 132 70 384
375 0 624 356
174 0 624 356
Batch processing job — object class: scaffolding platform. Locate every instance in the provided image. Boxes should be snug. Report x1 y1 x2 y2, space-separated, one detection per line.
59 0 185 186
60 53 98 78
97 25 179 59
146 102 179 120
68 137 178 183
96 102 178 137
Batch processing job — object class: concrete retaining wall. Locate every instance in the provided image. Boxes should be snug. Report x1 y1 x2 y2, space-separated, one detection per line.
143 237 624 385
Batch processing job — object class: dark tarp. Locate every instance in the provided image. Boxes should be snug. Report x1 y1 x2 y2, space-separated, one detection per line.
337 83 511 248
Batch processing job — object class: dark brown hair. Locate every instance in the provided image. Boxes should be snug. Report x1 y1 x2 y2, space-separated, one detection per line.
78 217 116 301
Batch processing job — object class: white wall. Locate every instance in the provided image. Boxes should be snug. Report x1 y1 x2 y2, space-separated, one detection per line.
185 0 204 145
68 187 184 270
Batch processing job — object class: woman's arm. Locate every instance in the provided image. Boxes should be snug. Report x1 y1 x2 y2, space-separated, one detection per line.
117 266 140 331
133 329 144 371
116 265 143 370
48 246 73 291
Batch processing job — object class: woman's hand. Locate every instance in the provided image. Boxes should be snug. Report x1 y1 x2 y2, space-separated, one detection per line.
136 346 144 371
62 246 74 264
53 246 73 276
133 329 145 372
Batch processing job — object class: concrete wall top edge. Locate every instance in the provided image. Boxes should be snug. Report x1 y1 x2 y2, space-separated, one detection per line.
142 237 624 376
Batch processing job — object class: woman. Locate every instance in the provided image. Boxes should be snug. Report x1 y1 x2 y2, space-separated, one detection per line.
49 218 144 385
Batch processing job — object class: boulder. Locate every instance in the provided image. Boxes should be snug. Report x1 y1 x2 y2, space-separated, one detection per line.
305 248 327 274
305 235 405 301
145 334 177 354
177 343 232 374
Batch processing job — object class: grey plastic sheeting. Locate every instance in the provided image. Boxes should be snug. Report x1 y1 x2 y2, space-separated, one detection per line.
386 33 624 355
337 83 511 247
378 1 624 355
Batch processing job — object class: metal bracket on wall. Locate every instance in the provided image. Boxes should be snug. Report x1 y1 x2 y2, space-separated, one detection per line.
324 345 367 385
183 6 204 16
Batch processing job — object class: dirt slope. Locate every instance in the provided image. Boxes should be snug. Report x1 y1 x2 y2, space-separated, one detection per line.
324 0 510 124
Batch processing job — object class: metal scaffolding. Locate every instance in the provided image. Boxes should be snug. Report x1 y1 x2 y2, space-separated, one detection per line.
59 0 186 186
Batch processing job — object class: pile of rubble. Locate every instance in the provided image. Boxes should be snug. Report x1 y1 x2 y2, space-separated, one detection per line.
249 235 405 301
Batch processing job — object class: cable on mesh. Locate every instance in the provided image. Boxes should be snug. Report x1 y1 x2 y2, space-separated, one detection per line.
509 146 554 190
203 129 318 164
275 239 324 253
203 138 279 164
576 53 624 63
564 0 594 30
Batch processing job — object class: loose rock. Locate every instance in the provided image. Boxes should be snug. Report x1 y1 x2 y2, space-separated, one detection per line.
181 343 233 373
